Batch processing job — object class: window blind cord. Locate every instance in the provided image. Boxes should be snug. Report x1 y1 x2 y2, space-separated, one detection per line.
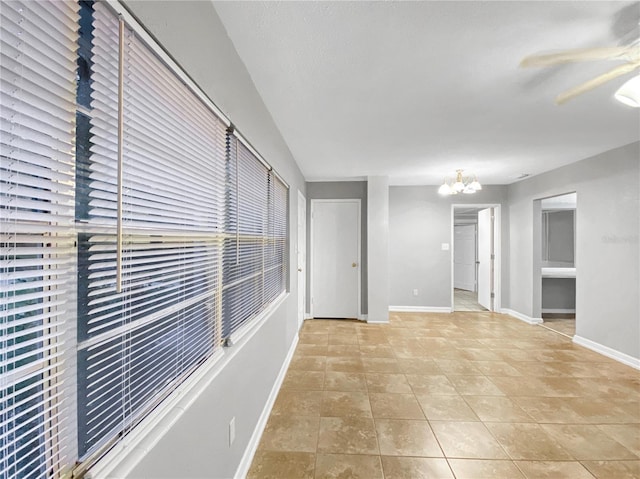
1 1 80 476
2 51 23 474
116 14 124 294
235 136 240 266
1 2 288 475
124 20 135 440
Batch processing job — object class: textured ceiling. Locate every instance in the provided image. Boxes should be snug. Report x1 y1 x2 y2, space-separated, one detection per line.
213 1 640 185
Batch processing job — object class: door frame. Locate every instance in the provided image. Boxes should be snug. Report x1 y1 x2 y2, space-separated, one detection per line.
297 190 306 330
309 198 362 320
534 191 577 326
450 204 502 312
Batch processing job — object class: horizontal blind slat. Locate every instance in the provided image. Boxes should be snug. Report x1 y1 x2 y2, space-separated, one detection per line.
1 3 79 479
77 3 225 459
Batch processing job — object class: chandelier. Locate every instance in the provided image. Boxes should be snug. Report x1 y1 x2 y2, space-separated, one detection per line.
438 169 482 195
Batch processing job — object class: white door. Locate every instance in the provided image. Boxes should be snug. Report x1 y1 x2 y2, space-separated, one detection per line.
311 200 360 319
297 191 306 328
477 208 494 311
454 224 476 291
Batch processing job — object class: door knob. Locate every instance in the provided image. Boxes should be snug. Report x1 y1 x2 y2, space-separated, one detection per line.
352 262 357 268
298 268 302 272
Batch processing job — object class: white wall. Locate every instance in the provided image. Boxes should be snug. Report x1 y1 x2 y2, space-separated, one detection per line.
507 141 639 360
388 185 509 309
121 2 305 477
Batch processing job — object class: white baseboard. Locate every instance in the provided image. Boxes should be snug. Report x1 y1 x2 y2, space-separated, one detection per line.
573 335 640 370
501 308 543 325
542 308 576 314
234 334 300 479
389 306 452 313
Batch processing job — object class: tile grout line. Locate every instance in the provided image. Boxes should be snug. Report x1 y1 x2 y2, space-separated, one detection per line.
256 316 639 478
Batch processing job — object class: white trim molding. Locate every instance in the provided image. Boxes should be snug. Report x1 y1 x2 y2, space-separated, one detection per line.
501 308 543 325
228 291 288 346
541 308 576 314
389 306 453 313
234 333 300 479
573 335 640 370
297 189 307 331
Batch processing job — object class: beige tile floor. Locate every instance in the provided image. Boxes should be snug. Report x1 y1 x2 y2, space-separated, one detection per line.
248 312 640 479
454 289 487 312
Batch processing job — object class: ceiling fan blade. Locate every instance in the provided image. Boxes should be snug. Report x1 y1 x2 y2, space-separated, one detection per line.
555 61 640 105
520 47 634 68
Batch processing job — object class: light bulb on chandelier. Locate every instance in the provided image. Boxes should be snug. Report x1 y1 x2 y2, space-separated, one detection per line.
615 75 640 108
438 169 482 195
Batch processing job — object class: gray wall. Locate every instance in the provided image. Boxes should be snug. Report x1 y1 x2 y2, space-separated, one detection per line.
508 141 639 359
543 210 575 265
306 181 368 314
542 278 576 310
367 177 390 322
388 185 509 308
121 2 305 478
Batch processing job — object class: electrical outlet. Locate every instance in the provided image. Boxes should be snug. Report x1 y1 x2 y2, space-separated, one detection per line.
229 417 236 447
412 289 418 296
441 243 450 251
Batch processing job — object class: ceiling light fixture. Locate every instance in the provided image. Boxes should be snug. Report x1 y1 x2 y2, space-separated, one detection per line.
438 169 482 195
614 75 640 108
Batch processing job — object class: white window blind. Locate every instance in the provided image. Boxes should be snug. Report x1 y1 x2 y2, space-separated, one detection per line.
223 134 288 337
266 174 288 302
2 0 289 475
76 3 227 459
1 1 79 478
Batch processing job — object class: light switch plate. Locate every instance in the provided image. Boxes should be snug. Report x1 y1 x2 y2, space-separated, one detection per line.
441 243 450 251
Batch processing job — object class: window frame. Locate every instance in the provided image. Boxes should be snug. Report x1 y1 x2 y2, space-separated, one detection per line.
1 0 291 477
71 1 290 476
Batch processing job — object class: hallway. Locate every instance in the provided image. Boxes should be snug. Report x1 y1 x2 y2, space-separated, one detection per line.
454 289 488 312
248 312 640 479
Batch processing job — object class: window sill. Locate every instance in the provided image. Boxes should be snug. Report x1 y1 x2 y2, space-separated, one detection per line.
84 291 289 479
227 291 288 347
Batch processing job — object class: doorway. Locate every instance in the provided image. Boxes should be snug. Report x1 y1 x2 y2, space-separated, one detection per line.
451 205 501 312
454 222 484 311
536 192 577 337
310 199 361 319
297 190 306 329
